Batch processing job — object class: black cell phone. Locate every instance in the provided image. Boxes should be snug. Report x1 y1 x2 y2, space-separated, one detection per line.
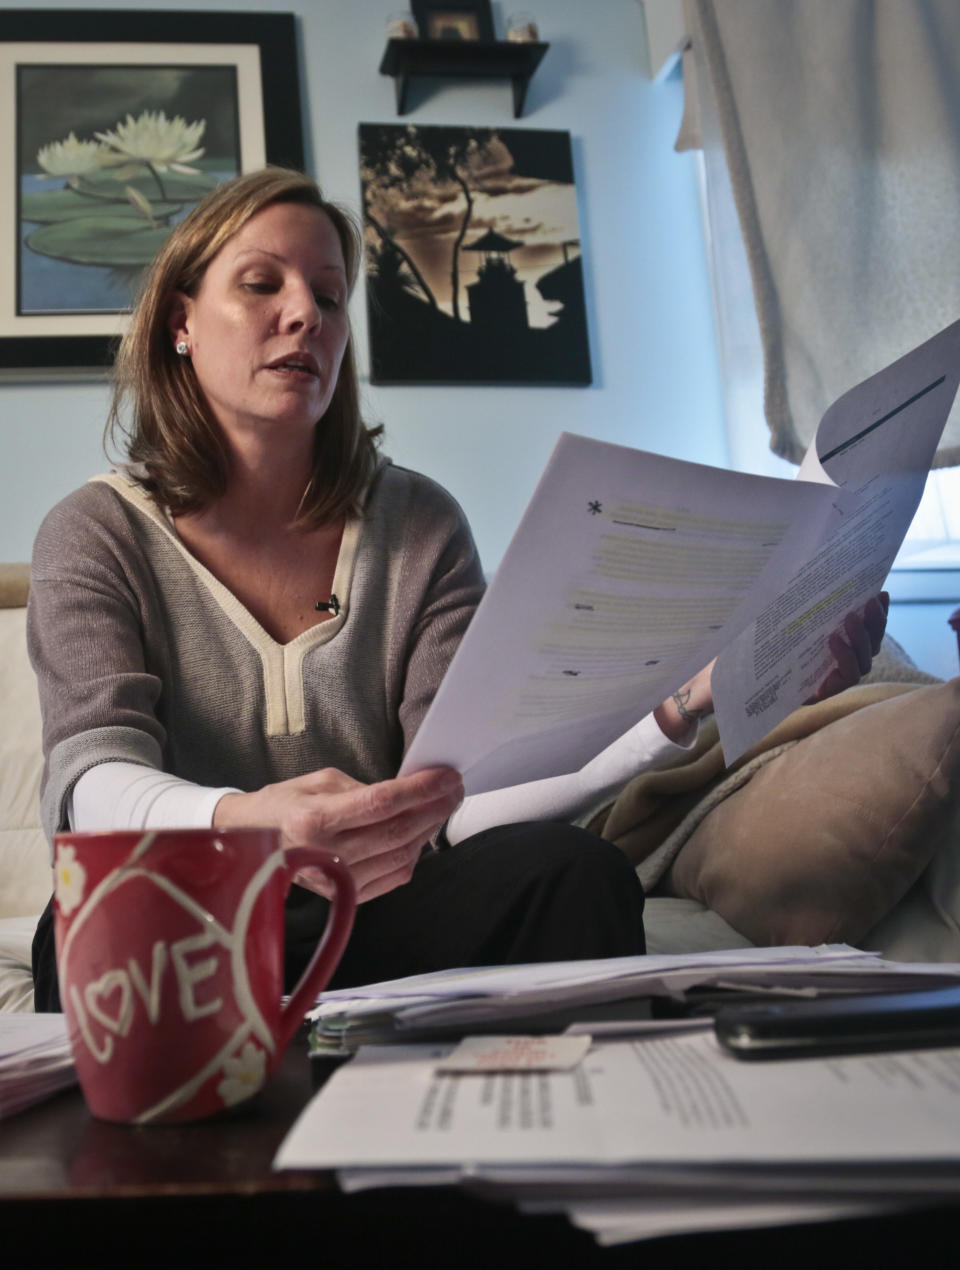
714 984 960 1060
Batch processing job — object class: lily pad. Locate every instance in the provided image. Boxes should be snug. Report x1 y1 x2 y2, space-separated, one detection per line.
26 216 174 267
21 188 183 224
74 169 219 202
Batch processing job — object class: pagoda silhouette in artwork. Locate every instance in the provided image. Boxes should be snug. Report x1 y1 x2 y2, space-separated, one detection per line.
359 123 591 385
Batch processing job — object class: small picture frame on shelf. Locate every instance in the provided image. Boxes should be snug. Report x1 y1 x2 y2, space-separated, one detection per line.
412 2 495 42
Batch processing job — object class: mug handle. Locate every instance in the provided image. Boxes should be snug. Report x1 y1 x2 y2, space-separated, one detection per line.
277 847 357 1051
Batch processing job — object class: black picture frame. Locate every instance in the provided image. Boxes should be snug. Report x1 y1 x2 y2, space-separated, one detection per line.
412 2 495 43
3 9 304 378
360 122 591 387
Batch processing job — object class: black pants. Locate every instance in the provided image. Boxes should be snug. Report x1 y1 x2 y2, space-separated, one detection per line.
33 822 645 1011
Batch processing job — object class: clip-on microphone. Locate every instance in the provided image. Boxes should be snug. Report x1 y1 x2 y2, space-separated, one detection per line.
315 594 341 617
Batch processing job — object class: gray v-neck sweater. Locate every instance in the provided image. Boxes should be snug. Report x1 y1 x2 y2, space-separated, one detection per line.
28 461 485 844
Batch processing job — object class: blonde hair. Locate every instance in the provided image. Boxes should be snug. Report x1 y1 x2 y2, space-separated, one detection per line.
108 167 380 526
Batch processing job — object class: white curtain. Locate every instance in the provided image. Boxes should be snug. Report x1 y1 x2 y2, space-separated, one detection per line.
680 0 960 474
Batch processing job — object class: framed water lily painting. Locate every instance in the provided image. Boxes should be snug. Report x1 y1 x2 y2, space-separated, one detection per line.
1 10 304 377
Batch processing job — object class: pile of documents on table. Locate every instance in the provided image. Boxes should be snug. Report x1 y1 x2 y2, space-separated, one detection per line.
304 944 960 1050
275 948 960 1245
0 1013 75 1119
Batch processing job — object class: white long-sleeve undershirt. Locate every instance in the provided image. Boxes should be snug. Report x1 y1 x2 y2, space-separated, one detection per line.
444 713 688 843
69 764 238 831
68 713 692 839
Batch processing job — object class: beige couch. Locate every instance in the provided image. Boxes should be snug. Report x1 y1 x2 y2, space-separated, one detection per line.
3 562 959 1012
0 566 50 1010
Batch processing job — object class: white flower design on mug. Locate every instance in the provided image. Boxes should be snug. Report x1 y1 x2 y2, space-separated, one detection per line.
217 1040 267 1107
55 844 87 916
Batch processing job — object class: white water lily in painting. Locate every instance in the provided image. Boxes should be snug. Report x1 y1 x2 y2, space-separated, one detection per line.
94 110 206 176
217 1041 268 1107
54 844 87 917
36 132 112 184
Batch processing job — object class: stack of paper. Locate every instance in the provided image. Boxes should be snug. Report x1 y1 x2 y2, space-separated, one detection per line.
276 1029 960 1245
308 946 960 1051
0 1013 76 1119
287 948 960 1243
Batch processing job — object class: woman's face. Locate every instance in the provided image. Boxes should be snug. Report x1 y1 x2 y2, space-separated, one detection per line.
171 201 350 443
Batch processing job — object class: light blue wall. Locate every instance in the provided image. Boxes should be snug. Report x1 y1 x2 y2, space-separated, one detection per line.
0 0 726 571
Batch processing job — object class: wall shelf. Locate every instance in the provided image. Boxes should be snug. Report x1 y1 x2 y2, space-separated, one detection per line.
379 38 549 118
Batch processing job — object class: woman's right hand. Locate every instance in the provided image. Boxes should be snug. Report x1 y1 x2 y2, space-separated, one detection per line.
213 765 463 903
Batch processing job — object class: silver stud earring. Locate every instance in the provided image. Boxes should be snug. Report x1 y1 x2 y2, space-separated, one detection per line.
175 341 189 356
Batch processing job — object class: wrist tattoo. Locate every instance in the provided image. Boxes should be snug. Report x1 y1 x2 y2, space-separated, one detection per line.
671 687 703 726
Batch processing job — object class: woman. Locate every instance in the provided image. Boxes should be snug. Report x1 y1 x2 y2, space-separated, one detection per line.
29 168 885 1010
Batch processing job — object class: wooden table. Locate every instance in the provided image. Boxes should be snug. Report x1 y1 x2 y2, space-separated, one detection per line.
0 1037 616 1267
0 1036 953 1268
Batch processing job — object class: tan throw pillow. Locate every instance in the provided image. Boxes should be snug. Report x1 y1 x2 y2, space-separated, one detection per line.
667 677 960 946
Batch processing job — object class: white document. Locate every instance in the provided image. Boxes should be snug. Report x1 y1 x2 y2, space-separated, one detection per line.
334 1154 953 1245
0 1013 76 1119
275 1032 960 1172
401 434 843 790
713 318 960 757
401 321 960 782
314 945 877 1005
339 1161 960 1199
309 945 873 1041
532 1195 914 1246
339 1169 913 1245
309 947 960 1048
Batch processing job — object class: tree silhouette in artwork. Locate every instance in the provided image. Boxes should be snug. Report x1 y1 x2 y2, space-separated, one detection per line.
359 124 498 321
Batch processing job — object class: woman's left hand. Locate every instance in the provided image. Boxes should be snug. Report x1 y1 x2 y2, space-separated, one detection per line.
654 659 716 744
656 590 889 743
805 591 889 704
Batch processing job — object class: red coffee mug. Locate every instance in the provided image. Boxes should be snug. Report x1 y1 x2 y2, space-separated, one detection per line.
53 828 355 1125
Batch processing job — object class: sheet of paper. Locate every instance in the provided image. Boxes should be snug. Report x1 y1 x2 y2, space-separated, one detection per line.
400 434 842 793
341 1170 915 1244
275 1032 960 1172
534 1195 914 1246
309 947 960 1049
336 1159 960 1199
0 1013 76 1119
392 964 960 1037
313 945 877 1006
402 322 960 783
712 318 960 758
564 1017 713 1039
